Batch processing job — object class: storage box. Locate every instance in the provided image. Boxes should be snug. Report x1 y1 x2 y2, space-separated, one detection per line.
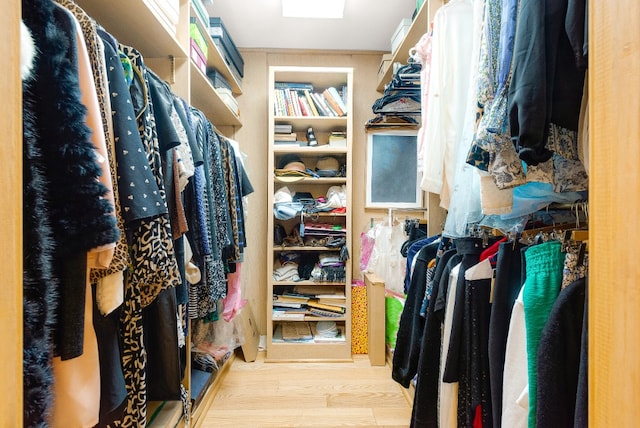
206 68 232 91
191 0 209 28
391 18 412 53
209 17 245 78
189 20 208 59
190 39 207 74
377 53 393 81
216 87 239 115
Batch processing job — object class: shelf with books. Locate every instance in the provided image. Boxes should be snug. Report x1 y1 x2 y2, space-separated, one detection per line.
267 66 353 362
274 81 347 118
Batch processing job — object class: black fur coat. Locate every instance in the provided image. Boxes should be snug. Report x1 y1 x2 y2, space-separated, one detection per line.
22 0 120 425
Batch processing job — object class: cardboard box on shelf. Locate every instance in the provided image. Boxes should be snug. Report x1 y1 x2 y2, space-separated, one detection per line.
377 53 393 81
209 17 245 78
189 20 209 59
191 0 209 28
190 39 207 74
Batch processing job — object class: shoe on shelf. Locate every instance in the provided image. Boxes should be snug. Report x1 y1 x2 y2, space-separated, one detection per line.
306 127 318 146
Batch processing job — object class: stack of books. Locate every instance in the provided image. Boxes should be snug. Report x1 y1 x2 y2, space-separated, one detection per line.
274 123 303 146
273 286 347 319
274 82 348 117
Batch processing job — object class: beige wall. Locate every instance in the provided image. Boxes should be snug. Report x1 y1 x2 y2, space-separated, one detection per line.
232 49 391 334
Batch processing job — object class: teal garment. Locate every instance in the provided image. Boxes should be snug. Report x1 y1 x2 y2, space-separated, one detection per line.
522 240 565 428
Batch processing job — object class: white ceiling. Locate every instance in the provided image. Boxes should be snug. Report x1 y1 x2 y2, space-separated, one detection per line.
205 0 419 51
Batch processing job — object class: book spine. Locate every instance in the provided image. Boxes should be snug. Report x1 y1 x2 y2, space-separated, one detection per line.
303 90 320 116
275 82 314 91
323 89 344 116
314 92 335 117
307 300 346 313
297 92 309 116
284 89 295 116
311 92 329 116
275 89 286 116
328 86 348 115
291 90 302 116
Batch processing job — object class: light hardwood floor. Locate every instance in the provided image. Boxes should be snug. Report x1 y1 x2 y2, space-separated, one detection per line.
200 352 412 428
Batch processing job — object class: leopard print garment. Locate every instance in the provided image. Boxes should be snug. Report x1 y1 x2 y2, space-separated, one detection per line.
113 278 147 427
121 45 181 308
56 0 130 280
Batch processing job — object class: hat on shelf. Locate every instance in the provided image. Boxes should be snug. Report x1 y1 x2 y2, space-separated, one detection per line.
273 186 293 203
315 156 340 177
275 153 310 183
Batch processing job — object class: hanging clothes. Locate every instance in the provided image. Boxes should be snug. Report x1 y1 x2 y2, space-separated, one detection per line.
392 240 441 388
439 263 461 428
488 240 527 428
535 277 587 427
59 0 131 317
501 286 529 428
419 0 474 208
522 240 565 428
22 0 120 424
411 248 462 427
509 0 587 166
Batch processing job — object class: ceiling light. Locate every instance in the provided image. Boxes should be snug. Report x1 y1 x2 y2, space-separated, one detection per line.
282 0 346 19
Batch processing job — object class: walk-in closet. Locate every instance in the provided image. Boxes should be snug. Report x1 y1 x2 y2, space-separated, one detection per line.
5 0 640 427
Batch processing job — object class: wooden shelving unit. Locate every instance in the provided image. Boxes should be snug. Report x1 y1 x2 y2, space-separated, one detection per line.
266 66 354 362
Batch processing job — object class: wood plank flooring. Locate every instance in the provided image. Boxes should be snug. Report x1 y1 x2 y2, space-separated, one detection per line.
200 352 412 427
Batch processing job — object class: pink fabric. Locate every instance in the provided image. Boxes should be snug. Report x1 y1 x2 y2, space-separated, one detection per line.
360 231 375 272
415 29 433 159
222 263 246 322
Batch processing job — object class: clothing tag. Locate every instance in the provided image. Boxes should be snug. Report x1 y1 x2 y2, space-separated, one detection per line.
489 269 496 304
